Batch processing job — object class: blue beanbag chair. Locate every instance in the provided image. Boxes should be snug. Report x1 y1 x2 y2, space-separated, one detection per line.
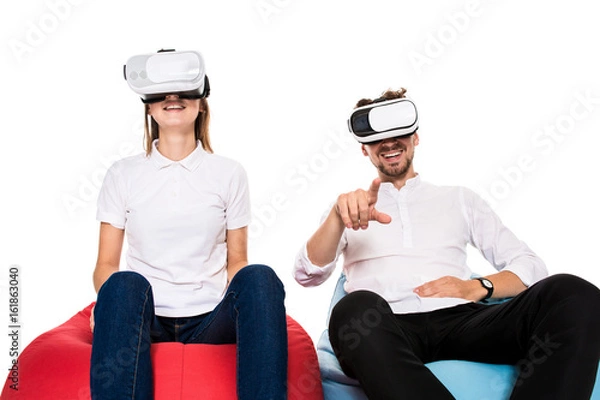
317 274 600 400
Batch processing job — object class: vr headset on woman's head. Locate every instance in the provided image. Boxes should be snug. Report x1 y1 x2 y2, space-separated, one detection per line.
124 49 210 103
347 97 419 143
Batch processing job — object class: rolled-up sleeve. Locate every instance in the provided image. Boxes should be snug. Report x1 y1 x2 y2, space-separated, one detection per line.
463 188 548 286
293 243 339 286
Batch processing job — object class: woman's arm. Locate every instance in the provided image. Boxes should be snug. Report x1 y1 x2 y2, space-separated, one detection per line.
93 222 125 293
90 222 124 331
226 226 249 283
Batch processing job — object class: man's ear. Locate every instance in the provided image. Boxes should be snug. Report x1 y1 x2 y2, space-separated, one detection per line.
413 132 420 146
361 144 368 156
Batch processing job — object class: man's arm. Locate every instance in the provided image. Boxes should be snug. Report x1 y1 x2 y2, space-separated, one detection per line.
306 206 346 267
414 270 527 302
306 178 391 266
416 188 547 302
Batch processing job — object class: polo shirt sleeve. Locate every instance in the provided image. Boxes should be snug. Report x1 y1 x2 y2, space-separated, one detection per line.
225 163 251 230
96 164 126 230
461 187 548 287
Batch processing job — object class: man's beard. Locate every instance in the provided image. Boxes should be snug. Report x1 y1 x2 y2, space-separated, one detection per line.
377 150 414 178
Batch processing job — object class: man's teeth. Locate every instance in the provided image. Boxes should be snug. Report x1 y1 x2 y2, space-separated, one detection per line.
383 151 402 159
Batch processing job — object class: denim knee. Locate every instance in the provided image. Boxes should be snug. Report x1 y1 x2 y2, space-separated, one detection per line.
231 264 285 297
97 271 152 307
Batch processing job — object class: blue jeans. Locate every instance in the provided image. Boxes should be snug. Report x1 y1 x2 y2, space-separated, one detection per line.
90 264 288 400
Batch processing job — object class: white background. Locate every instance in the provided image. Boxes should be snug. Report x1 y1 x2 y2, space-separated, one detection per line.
1 0 599 373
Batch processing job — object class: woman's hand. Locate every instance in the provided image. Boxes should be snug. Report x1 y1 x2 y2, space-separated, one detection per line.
90 305 95 332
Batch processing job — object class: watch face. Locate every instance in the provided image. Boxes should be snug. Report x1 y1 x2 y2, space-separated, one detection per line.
482 279 493 289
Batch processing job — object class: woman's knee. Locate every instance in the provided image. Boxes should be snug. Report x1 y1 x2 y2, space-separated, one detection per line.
229 264 285 298
97 271 151 303
233 264 280 283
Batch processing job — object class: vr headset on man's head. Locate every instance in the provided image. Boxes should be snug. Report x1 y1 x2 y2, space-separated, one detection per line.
124 49 210 103
347 97 419 143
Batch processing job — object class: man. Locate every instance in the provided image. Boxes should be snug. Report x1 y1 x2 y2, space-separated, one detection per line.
293 88 600 399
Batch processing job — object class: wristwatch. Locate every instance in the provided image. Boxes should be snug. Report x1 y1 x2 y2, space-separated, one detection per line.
474 277 494 302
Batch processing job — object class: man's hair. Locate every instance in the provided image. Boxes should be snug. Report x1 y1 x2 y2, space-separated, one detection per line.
355 87 408 108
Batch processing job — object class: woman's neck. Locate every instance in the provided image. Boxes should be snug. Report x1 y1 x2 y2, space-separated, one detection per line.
156 131 197 161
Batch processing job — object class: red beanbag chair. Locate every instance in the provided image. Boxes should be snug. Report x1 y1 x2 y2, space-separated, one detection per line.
1 303 324 399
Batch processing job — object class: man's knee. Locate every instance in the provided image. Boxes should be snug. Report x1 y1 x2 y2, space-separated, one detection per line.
534 273 600 306
329 291 392 350
531 274 600 335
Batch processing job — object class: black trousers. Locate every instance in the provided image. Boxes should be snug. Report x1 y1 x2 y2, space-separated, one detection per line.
329 274 600 400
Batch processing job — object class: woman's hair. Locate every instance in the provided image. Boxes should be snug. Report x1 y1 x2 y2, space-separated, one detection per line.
355 87 408 108
143 97 213 156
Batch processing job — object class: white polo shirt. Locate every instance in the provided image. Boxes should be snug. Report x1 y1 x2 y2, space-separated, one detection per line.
294 175 548 314
97 140 251 317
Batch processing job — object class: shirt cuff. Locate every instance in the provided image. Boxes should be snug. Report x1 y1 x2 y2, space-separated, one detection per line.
503 260 548 287
292 243 337 287
96 211 125 230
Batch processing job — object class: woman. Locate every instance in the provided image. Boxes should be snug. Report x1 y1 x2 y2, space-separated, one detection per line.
90 51 288 399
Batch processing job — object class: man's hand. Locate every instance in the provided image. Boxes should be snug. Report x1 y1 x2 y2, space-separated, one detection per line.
336 178 392 230
414 276 487 302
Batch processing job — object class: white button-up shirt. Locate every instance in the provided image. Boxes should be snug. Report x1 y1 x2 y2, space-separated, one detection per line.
293 175 548 314
97 140 250 317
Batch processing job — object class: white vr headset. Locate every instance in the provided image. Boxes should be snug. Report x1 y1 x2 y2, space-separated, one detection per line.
124 49 210 103
347 98 419 143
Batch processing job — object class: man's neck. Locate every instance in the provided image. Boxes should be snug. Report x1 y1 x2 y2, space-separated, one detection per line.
382 170 418 190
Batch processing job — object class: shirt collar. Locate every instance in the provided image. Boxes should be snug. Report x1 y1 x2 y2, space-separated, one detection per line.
380 173 422 193
149 139 206 171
